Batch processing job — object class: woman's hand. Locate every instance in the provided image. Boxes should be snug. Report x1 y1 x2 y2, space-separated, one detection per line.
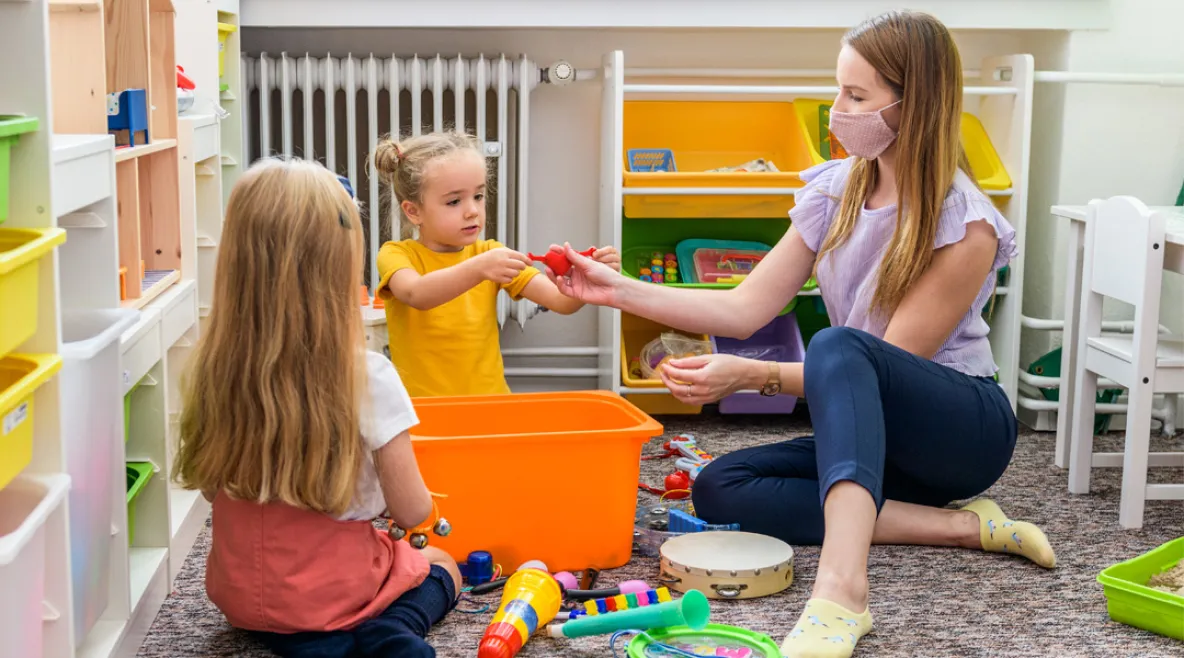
544 242 625 307
659 354 764 405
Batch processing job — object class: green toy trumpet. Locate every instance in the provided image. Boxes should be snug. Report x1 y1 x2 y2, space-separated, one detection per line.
546 589 710 639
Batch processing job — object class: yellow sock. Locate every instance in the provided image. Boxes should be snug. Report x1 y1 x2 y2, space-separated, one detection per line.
961 498 1056 569
780 598 872 658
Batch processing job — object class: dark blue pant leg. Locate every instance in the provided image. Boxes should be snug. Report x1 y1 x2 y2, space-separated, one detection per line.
692 437 827 544
804 327 1016 511
693 327 1016 544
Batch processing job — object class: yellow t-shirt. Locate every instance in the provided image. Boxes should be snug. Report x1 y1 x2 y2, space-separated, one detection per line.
376 239 539 397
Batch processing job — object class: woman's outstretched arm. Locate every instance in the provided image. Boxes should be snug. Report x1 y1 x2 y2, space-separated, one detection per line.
554 227 817 339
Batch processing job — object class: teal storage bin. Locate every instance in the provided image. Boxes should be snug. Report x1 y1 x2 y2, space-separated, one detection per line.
0 116 39 224
1097 536 1184 641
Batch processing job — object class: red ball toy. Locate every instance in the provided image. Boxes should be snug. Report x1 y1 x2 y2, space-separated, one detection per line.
527 246 596 276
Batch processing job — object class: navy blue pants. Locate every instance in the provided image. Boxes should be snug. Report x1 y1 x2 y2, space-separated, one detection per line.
692 327 1017 545
251 564 457 658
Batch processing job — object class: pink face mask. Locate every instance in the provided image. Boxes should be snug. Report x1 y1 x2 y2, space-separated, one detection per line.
828 100 901 160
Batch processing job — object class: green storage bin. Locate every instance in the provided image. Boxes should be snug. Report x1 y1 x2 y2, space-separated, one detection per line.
0 116 40 224
1027 347 1122 435
621 216 809 316
1098 537 1184 641
125 461 154 545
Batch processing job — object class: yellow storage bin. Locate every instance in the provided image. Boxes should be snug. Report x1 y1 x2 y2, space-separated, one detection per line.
623 101 815 218
620 313 712 415
792 98 1012 191
0 228 66 361
960 113 1012 191
0 354 63 491
217 22 237 78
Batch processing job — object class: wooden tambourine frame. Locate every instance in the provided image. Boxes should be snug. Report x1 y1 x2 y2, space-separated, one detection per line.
658 531 795 600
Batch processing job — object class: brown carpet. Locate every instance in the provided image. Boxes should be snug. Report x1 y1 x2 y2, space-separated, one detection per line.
137 411 1184 658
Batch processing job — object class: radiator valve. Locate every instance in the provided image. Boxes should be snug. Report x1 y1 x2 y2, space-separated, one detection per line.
545 60 575 86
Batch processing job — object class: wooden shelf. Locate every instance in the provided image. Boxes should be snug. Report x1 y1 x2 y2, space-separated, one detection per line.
121 269 180 309
113 137 176 162
49 0 101 13
48 0 107 133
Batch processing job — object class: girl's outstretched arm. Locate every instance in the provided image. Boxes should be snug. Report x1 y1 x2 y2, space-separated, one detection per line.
387 247 532 311
373 430 433 530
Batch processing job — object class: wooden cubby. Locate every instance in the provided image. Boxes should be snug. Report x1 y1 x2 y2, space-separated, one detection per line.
49 0 109 134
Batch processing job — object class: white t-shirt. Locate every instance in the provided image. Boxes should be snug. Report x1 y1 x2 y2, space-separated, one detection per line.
338 350 420 521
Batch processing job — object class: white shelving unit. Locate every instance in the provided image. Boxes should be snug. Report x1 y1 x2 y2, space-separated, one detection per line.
0 1 229 656
597 50 1034 412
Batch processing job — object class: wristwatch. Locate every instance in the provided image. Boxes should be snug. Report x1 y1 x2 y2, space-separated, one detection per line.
759 362 782 397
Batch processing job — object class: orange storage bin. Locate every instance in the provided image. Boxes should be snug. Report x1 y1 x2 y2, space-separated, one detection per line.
410 391 662 571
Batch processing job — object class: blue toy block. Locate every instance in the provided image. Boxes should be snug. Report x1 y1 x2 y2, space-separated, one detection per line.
667 508 741 534
107 89 150 147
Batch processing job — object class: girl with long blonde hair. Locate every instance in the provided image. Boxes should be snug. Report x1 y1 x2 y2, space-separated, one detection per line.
174 159 459 658
548 11 1054 658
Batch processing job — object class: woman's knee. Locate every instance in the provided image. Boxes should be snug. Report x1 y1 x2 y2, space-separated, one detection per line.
417 546 462 598
804 327 872 392
689 458 745 522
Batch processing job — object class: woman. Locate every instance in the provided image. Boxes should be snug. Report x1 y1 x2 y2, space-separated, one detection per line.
548 11 1055 658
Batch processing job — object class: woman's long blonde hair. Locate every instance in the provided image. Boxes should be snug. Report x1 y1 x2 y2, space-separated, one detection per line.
174 158 367 516
817 10 974 317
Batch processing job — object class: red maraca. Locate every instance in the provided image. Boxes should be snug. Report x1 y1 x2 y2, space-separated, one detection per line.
527 246 596 277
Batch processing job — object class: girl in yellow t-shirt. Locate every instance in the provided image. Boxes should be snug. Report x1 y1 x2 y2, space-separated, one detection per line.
374 132 619 397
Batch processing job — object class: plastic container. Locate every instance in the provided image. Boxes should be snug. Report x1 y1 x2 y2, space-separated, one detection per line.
59 309 140 639
0 474 71 658
622 101 814 218
792 98 1011 191
675 238 772 285
1097 537 1184 640
125 462 154 545
0 228 67 360
711 312 805 414
627 148 676 172
0 116 40 224
620 314 712 416
409 391 662 571
217 22 237 77
0 354 63 491
960 113 1012 191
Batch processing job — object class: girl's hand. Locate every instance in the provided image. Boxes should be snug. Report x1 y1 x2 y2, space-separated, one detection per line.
545 242 625 307
590 245 621 272
659 354 762 405
472 247 532 285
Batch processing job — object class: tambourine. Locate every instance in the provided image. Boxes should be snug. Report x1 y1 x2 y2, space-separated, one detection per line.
658 531 794 600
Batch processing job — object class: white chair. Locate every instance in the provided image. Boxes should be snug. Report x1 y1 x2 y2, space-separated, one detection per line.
1068 196 1184 529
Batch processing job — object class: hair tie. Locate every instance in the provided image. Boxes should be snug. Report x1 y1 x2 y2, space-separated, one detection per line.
394 143 405 162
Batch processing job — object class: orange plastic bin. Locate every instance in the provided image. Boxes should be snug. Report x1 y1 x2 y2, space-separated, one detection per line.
409 391 662 572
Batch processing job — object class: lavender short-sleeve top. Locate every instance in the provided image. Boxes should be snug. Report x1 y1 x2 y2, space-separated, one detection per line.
789 158 1017 378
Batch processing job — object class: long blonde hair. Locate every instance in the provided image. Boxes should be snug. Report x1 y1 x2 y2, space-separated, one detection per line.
174 158 367 516
817 10 974 317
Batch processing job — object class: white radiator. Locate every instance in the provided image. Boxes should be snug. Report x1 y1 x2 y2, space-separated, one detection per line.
242 53 556 328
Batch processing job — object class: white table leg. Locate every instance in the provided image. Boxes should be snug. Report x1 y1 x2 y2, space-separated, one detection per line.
1056 220 1087 469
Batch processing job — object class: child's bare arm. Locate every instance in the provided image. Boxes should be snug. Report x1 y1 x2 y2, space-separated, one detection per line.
387 247 532 310
373 431 433 529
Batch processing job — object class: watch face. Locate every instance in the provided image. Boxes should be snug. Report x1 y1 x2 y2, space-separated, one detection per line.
761 383 781 397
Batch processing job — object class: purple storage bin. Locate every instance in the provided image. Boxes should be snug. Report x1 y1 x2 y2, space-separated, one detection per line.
710 312 805 414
